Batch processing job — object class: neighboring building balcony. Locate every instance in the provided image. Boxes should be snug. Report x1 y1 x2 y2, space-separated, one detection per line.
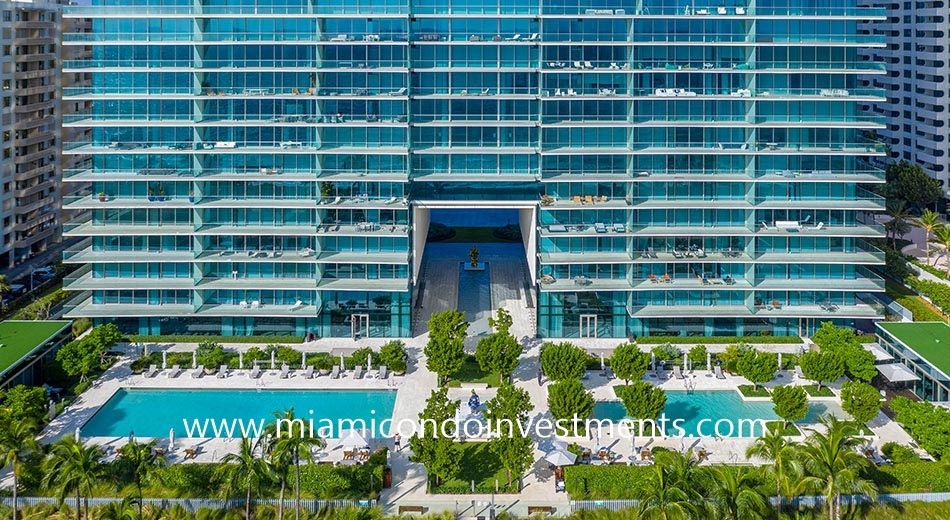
540 168 885 183
64 31 411 43
541 116 887 128
540 6 884 17
540 61 886 73
62 60 410 71
63 114 411 128
64 216 193 237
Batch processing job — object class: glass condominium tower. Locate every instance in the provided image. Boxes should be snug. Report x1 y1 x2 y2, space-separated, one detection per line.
61 0 887 338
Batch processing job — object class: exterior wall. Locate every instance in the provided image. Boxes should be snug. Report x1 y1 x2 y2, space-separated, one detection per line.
63 0 886 338
857 0 950 192
0 0 62 268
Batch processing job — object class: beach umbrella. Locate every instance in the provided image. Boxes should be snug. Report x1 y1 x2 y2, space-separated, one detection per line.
48 400 56 421
338 428 370 446
778 352 783 369
650 352 656 371
706 352 711 371
162 351 167 369
74 427 80 442
239 351 243 369
192 351 197 369
340 353 345 369
270 351 276 369
367 353 372 372
169 428 175 450
301 351 306 368
143 343 148 356
545 449 577 466
683 352 688 371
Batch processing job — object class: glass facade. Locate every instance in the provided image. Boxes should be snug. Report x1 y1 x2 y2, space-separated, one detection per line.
62 0 886 338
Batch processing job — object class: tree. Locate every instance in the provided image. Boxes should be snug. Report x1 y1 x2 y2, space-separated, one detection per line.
55 336 105 383
617 382 667 424
687 345 707 369
485 384 535 488
43 437 106 520
0 274 10 306
486 307 513 337
408 388 461 486
637 462 698 519
915 208 944 263
844 348 878 382
0 417 40 520
469 245 479 268
890 397 950 459
706 465 767 520
424 310 469 386
771 385 809 427
540 342 589 382
610 343 650 384
885 160 942 210
735 350 778 390
811 321 861 351
378 340 407 373
547 380 594 434
475 331 521 383
94 497 139 520
261 408 321 520
885 200 912 248
798 350 844 389
799 417 877 520
216 436 269 520
932 226 950 277
0 385 48 422
840 381 882 424
811 322 877 382
746 428 801 516
116 440 165 520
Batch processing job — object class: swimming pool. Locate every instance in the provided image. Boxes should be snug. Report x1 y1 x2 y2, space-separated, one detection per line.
458 263 492 322
593 390 847 438
81 389 397 439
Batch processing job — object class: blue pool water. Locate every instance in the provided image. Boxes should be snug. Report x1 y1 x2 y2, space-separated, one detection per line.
593 390 847 438
82 389 397 439
458 263 492 322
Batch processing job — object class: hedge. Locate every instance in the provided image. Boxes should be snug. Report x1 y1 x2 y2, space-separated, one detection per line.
126 335 304 344
636 336 802 344
866 461 950 493
904 276 950 318
564 465 652 499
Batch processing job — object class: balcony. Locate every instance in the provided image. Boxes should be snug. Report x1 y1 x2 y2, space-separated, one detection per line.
625 301 884 319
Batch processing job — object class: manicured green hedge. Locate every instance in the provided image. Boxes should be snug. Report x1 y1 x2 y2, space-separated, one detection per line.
147 463 224 497
904 276 950 318
126 335 304 344
866 461 950 493
636 336 802 344
564 465 651 499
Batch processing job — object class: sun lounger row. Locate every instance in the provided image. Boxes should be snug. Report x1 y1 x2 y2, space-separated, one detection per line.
146 361 393 380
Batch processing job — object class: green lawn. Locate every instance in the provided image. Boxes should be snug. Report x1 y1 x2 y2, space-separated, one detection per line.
431 442 514 493
877 322 950 378
738 384 771 397
802 384 835 397
444 355 502 387
0 320 71 374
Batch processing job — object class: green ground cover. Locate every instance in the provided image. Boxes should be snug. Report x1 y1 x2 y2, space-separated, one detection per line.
430 442 513 493
444 355 502 387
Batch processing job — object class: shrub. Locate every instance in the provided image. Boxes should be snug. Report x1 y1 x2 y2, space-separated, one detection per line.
906 276 950 317
125 335 304 344
378 340 407 372
350 347 375 367
650 343 682 362
636 336 802 344
547 380 594 432
267 344 301 366
195 344 226 368
309 353 334 371
687 345 707 367
718 343 752 373
882 442 919 464
867 461 950 493
71 318 92 337
890 396 950 459
564 465 650 499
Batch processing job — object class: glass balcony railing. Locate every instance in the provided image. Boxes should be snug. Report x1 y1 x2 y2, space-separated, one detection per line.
538 87 884 98
65 32 411 43
64 5 411 16
63 60 411 69
542 60 886 71
540 6 885 17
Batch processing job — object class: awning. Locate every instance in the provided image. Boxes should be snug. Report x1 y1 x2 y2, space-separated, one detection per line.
877 363 920 382
865 343 894 362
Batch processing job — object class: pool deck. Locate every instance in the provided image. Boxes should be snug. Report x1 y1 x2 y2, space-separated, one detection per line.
22 331 921 517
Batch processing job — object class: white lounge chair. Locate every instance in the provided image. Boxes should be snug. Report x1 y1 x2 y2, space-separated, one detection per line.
584 61 594 69
526 33 538 41
303 365 314 379
795 366 805 379
167 365 181 378
505 34 521 41
573 61 583 69
280 364 290 379
251 300 261 309
378 365 388 379
813 222 825 230
288 300 304 311
145 364 158 378
673 366 685 379
239 300 249 308
216 365 228 378
330 365 341 379
249 365 261 379
388 87 407 96
353 365 364 379
192 365 205 379
714 366 726 379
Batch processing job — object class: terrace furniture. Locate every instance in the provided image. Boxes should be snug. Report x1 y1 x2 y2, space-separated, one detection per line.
714 366 726 379
574 61 583 69
215 365 228 378
191 365 205 379
697 449 708 462
672 249 684 259
718 6 727 13
184 449 197 460
527 33 539 41
812 222 825 230
600 195 609 202
239 300 249 308
735 7 745 14
398 506 425 515
288 300 304 311
673 366 685 379
795 366 805 379
594 223 608 233
154 448 166 456
647 246 656 258
353 365 364 379
613 224 625 232
378 365 388 379
388 87 407 96
167 365 182 378
251 301 261 309
640 449 652 461
649 274 659 283
662 274 672 283
280 364 290 379
584 195 594 204
249 365 261 379
505 34 521 41
330 365 341 379
584 61 594 69
573 195 582 204
298 248 315 257
303 365 314 379
771 299 782 309
145 364 158 378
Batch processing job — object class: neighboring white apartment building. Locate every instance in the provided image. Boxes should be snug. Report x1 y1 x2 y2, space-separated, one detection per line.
858 0 950 195
0 0 62 268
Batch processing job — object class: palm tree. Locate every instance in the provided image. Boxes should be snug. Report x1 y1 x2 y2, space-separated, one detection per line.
745 428 801 516
930 226 950 277
261 433 293 520
637 462 698 519
799 417 878 520
885 200 912 248
216 436 269 520
915 208 944 263
0 418 40 520
262 408 323 520
94 498 139 520
705 465 767 520
42 437 106 520
116 439 165 520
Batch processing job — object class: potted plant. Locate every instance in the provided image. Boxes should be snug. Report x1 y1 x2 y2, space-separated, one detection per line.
156 185 166 201
147 187 155 202
319 181 333 203
313 355 333 375
98 192 107 202
469 245 479 268
188 190 195 203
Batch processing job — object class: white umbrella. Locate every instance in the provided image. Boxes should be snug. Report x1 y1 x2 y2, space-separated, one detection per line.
238 351 244 369
683 352 688 371
48 400 56 421
338 428 370 446
162 351 167 369
367 353 372 372
192 351 197 369
340 353 345 369
74 427 80 442
650 352 656 371
706 352 711 371
144 343 149 356
778 352 783 369
169 428 175 450
600 353 605 371
270 351 276 369
549 439 569 452
545 449 577 466
302 351 307 368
